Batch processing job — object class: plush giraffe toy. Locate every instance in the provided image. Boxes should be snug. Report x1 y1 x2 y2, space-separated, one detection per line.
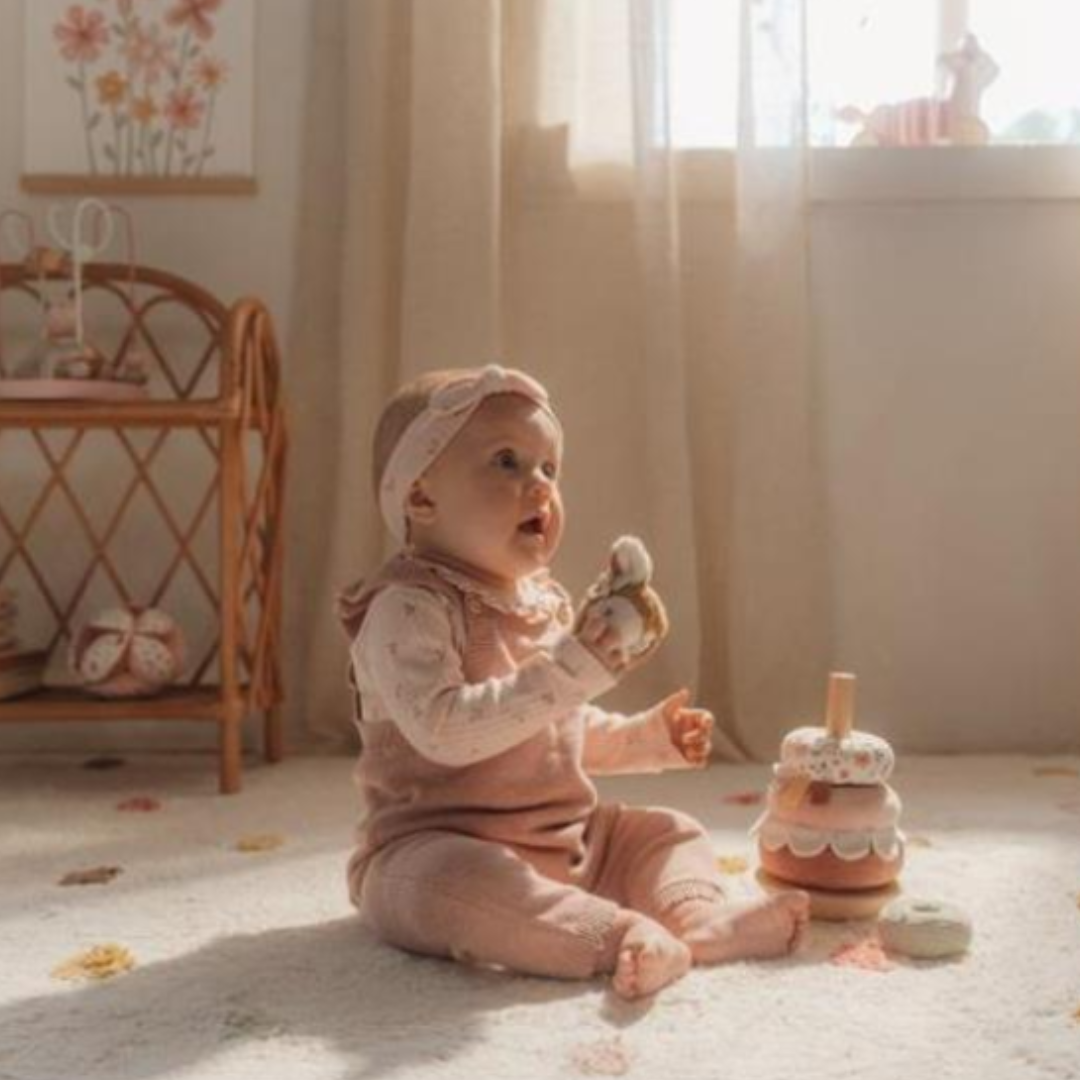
839 33 999 147
574 536 668 665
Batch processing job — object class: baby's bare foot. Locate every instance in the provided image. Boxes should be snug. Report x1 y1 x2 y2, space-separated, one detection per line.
664 891 810 965
611 916 692 999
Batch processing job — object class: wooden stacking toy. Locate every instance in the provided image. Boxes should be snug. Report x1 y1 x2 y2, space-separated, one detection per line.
751 672 905 920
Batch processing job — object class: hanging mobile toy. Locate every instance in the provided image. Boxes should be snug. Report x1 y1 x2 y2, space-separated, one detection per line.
0 199 146 400
40 198 113 380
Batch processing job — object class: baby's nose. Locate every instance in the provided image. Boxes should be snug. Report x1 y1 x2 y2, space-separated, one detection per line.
527 471 554 496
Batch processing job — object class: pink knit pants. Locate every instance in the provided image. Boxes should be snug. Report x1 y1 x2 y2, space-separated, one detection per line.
356 804 725 979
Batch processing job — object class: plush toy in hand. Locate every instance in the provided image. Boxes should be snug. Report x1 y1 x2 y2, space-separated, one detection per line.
574 536 668 669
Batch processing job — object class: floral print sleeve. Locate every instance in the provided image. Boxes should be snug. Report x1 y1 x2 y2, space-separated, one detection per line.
352 585 616 767
580 704 691 775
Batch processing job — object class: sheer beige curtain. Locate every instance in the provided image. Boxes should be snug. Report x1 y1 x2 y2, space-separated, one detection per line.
292 0 831 761
725 0 833 758
289 0 506 747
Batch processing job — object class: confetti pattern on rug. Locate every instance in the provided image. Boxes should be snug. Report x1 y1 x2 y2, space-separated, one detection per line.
907 835 934 849
58 866 122 887
82 756 127 770
716 855 750 875
1032 766 1079 778
116 796 162 812
569 1036 632 1076
721 791 763 807
51 944 136 982
830 937 894 972
235 833 285 853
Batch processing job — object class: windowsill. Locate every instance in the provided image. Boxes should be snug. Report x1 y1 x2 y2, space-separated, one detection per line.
512 128 1080 205
678 145 1080 203
809 146 1080 203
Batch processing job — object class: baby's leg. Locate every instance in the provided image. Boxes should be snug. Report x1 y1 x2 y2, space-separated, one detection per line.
358 830 689 997
600 805 809 964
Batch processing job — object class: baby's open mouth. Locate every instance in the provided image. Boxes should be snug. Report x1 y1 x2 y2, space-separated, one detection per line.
518 514 547 537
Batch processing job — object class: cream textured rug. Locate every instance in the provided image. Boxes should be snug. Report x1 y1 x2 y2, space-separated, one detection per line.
2 751 1079 1080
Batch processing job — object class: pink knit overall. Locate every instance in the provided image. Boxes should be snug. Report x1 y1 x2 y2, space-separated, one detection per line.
338 551 725 980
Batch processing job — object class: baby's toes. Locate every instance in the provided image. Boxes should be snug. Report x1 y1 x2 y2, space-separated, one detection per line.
613 943 644 998
612 922 691 1000
780 891 811 951
777 889 810 917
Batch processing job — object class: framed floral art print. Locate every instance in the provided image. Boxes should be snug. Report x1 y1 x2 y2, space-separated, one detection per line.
22 0 256 195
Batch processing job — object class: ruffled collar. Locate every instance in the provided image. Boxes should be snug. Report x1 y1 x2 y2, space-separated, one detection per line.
400 547 570 624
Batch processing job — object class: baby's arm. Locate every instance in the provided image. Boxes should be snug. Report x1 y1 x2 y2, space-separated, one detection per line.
581 703 691 775
353 584 616 767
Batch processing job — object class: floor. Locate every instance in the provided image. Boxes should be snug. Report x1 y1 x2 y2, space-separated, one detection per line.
2 751 1079 1080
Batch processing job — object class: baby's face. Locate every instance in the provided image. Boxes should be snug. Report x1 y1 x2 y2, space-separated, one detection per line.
407 393 564 586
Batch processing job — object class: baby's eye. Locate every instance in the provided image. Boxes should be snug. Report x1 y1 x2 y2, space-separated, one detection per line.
542 462 559 480
494 449 518 470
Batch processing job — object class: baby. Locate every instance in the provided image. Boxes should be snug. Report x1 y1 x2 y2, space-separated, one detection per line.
338 364 809 999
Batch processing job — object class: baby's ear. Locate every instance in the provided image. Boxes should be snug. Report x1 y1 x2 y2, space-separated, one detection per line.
404 480 437 526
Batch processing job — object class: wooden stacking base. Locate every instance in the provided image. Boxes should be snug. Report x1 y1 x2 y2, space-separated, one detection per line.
756 868 901 922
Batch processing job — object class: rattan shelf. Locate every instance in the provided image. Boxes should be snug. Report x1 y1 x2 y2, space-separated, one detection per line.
0 262 287 793
0 686 223 722
0 400 242 426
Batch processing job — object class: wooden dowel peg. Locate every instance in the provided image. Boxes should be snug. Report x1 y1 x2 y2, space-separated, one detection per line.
825 672 856 740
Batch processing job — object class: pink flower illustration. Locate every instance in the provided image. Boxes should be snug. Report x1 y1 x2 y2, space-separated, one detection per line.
53 4 110 64
122 21 176 85
165 0 223 43
194 55 228 90
164 86 205 130
131 94 160 125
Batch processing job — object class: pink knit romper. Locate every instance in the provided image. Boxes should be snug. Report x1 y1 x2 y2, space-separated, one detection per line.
338 549 725 979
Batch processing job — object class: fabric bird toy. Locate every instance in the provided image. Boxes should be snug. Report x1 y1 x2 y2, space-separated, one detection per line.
575 536 668 666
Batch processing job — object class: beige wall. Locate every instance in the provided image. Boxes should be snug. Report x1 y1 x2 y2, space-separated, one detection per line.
509 192 1080 753
0 0 317 751
811 203 1080 752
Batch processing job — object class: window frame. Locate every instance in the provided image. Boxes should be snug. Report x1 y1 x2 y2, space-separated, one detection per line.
518 0 1080 206
675 145 1080 204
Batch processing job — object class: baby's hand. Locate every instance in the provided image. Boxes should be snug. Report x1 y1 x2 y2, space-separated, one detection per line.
575 587 667 676
658 688 714 767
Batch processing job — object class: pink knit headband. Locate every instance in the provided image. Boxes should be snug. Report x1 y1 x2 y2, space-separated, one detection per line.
379 364 561 544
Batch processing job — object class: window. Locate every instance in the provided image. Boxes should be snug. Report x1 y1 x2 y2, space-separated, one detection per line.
809 0 940 147
971 0 1080 144
669 0 738 148
670 0 1080 148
